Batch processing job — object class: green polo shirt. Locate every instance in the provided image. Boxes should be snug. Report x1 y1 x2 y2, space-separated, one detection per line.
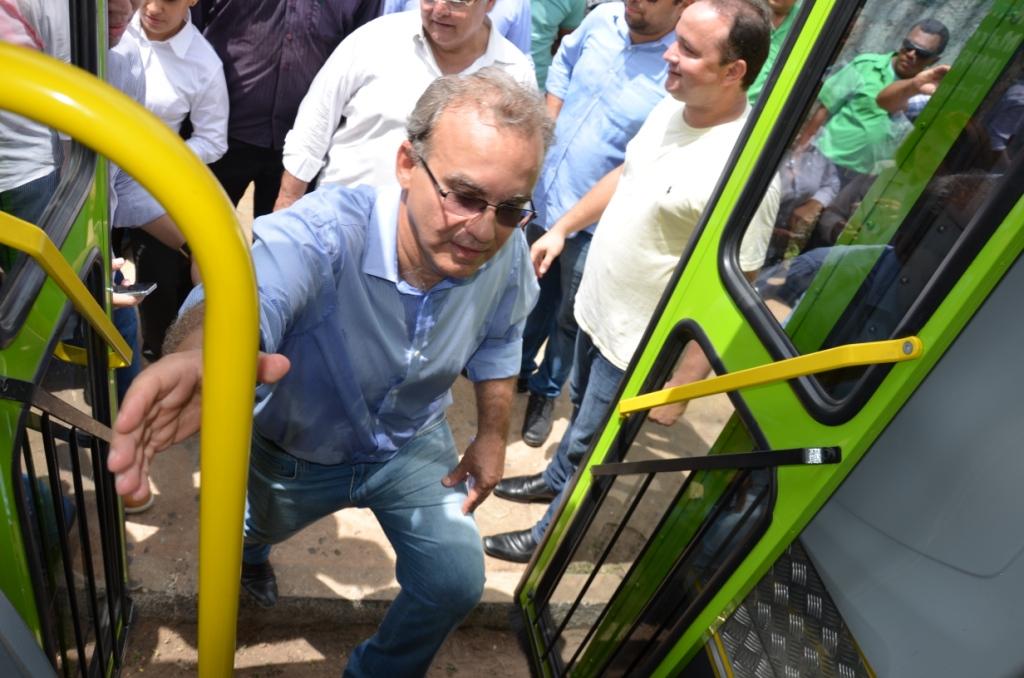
816 51 900 174
747 3 800 104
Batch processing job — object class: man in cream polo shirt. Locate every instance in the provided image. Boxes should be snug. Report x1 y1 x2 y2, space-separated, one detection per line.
274 0 536 209
485 0 780 563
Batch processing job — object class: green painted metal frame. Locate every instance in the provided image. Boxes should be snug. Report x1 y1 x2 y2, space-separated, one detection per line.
0 155 112 649
514 0 1024 675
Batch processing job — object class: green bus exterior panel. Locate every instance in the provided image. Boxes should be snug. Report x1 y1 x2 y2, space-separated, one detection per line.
786 5 1021 359
518 0 1024 675
0 156 111 645
517 0 839 648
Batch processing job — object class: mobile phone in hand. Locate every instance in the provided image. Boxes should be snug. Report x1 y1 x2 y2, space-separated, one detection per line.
112 282 157 299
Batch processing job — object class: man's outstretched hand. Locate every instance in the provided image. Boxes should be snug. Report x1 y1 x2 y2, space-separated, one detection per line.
107 350 290 502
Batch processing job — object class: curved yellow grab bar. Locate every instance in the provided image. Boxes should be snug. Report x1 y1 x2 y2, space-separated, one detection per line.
0 43 257 675
619 337 923 416
0 212 132 365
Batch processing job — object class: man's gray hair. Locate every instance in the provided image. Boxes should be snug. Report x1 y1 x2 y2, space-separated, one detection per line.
406 67 554 160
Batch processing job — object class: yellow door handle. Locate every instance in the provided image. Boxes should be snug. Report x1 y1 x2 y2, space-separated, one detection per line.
0 212 132 365
619 337 923 416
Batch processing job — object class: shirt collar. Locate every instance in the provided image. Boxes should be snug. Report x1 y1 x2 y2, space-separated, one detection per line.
129 10 196 58
414 13 504 70
363 184 494 291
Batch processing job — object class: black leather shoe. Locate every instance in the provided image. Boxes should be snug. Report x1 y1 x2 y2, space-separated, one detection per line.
522 393 555 447
494 473 556 503
484 529 538 563
241 560 278 608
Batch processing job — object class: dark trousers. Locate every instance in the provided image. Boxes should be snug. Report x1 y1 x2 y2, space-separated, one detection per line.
119 230 192 361
208 139 287 219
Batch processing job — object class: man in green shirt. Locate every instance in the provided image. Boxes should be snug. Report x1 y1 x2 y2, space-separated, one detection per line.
799 19 949 181
780 19 949 252
747 0 799 104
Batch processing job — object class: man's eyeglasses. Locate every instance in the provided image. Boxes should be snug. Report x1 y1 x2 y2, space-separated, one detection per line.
900 38 940 60
420 159 536 229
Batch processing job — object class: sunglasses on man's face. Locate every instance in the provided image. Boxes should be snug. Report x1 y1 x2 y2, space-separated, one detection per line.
900 38 940 60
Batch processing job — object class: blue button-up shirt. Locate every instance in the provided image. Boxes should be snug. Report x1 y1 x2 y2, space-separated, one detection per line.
535 3 674 233
184 185 538 465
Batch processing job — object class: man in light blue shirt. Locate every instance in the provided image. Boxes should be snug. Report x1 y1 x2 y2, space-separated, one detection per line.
107 69 552 677
517 0 686 449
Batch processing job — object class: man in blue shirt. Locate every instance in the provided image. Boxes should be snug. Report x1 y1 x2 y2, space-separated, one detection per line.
517 0 686 449
107 69 552 677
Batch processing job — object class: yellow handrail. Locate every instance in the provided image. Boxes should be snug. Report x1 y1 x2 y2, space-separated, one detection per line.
0 212 132 365
619 337 923 416
53 342 128 369
1 43 258 676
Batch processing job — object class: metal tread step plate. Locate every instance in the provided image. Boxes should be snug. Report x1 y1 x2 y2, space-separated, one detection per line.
707 539 874 678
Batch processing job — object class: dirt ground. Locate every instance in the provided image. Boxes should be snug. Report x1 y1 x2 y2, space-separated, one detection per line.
121 617 531 676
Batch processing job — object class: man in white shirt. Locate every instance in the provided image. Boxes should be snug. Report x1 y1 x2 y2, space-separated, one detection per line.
383 0 532 53
274 0 536 210
484 0 779 563
117 2 228 164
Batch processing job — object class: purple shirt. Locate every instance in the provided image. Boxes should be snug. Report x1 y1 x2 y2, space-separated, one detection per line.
193 0 381 150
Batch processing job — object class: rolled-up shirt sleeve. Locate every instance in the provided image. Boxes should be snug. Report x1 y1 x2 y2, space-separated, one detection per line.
464 234 539 381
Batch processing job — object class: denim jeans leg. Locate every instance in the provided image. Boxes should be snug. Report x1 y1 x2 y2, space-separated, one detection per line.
520 223 561 378
242 433 355 565
344 420 484 678
535 334 624 542
529 232 591 398
112 306 141 404
0 170 59 223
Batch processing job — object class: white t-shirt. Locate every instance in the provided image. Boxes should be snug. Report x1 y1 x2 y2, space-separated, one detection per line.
118 12 228 164
282 10 537 189
0 0 70 192
575 95 779 370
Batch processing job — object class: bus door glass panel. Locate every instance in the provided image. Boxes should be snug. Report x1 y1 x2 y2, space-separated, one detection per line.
535 332 771 673
731 0 1019 411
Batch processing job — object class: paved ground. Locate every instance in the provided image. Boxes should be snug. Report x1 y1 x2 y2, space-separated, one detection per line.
117 187 735 673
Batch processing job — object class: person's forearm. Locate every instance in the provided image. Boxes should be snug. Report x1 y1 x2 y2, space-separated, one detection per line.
139 213 186 251
473 377 514 444
876 79 919 114
163 302 205 353
551 164 623 237
546 93 564 120
275 171 309 211
795 104 828 148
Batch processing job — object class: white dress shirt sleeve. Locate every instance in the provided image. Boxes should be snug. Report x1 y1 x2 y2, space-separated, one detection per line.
183 61 229 164
283 33 367 183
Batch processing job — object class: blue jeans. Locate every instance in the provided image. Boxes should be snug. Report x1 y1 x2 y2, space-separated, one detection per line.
1 170 59 270
533 331 624 542
112 306 141 403
0 170 59 223
520 225 592 399
242 419 484 677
